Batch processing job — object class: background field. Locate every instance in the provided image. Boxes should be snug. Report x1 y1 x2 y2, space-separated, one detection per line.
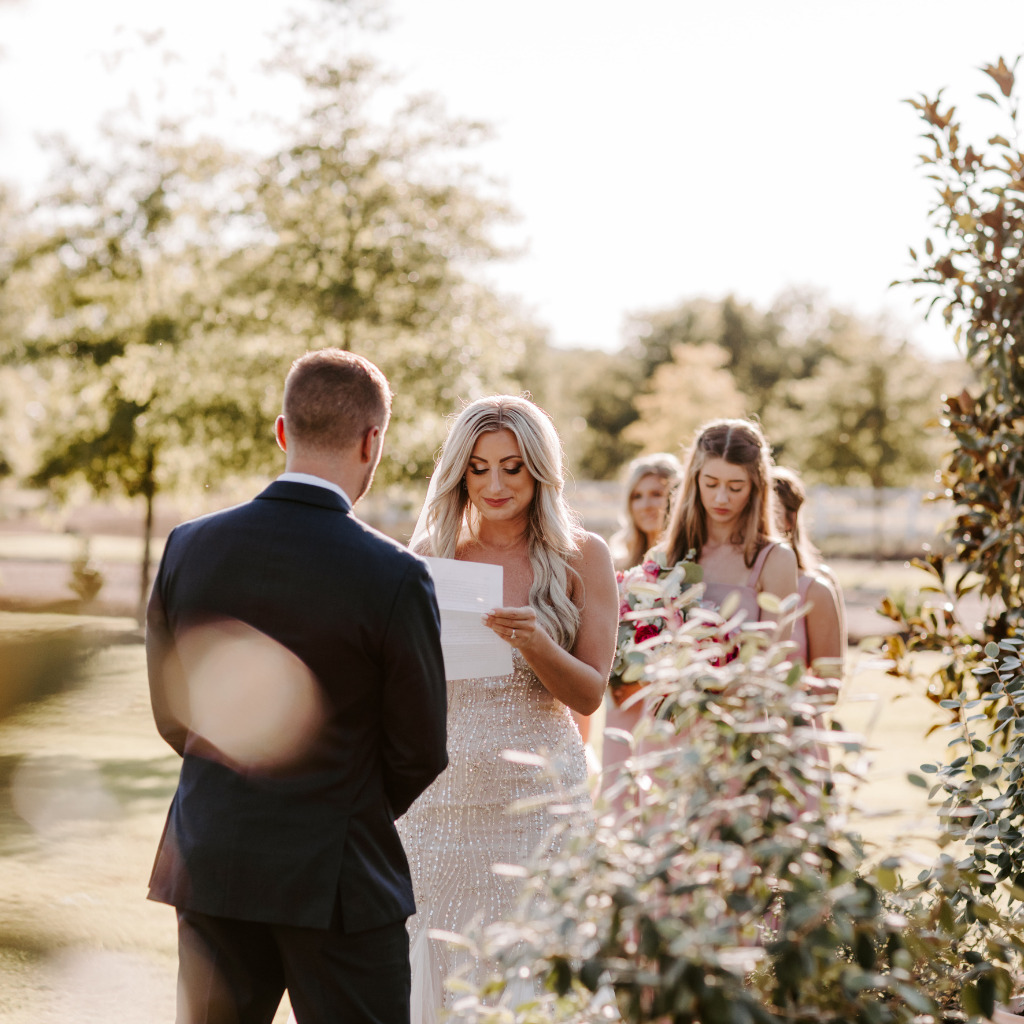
0 482 956 631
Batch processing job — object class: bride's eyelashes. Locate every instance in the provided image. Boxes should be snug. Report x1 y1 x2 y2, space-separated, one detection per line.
468 464 524 476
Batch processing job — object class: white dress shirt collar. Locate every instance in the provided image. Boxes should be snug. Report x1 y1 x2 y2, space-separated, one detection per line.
277 472 353 509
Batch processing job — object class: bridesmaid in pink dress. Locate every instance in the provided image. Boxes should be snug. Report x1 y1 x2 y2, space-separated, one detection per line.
657 419 798 635
771 466 846 671
599 453 684 809
772 466 845 773
598 422 797 816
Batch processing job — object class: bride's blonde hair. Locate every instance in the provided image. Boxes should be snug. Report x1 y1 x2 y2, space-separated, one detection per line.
414 395 583 650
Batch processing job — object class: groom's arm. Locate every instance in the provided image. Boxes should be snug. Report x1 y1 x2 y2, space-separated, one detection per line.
378 558 448 818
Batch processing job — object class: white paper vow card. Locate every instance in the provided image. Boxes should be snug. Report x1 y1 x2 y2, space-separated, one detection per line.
424 558 513 681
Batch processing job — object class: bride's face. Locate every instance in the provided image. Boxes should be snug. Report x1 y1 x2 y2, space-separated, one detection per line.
465 428 536 527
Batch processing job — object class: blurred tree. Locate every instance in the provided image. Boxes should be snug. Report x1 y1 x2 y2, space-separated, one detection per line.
763 287 854 410
7 0 541 612
10 123 270 618
881 57 1024 717
624 292 833 424
0 185 22 478
623 342 746 455
771 320 944 556
532 347 644 480
622 298 721 379
220 0 533 483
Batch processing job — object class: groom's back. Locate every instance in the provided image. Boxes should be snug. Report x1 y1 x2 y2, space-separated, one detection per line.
148 480 447 931
158 484 416 715
147 347 447 1024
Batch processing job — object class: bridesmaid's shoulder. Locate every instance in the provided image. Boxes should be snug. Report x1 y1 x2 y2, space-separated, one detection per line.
766 539 798 569
760 540 798 596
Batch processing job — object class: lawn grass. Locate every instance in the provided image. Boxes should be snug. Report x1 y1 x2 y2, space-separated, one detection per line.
0 641 184 1023
0 617 956 1022
0 637 294 1022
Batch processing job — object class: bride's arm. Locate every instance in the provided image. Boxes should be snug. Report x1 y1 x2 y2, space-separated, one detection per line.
482 532 618 715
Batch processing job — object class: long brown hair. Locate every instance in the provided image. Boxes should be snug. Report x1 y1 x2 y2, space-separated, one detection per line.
664 418 779 568
772 465 820 572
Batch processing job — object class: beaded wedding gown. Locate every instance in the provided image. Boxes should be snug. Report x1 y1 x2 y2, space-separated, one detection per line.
397 649 589 1023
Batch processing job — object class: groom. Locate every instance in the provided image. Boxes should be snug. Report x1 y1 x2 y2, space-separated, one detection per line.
146 348 448 1024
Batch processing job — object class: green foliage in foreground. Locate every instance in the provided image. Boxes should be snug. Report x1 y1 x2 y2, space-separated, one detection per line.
924 638 1024 938
437 608 1024 1023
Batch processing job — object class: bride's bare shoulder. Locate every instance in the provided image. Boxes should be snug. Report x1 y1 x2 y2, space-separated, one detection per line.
570 531 615 581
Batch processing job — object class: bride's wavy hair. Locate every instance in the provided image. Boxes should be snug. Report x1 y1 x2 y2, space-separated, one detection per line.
414 395 584 650
664 418 779 568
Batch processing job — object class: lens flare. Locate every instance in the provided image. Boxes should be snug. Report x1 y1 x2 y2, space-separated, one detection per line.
172 619 325 771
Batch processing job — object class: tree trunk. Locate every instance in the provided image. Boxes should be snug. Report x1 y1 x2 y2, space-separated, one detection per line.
872 484 884 561
137 450 156 625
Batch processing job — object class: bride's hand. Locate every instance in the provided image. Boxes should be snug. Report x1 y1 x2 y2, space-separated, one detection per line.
483 606 540 650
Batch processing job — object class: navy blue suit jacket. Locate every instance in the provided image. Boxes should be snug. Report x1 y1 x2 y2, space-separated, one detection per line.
146 480 448 932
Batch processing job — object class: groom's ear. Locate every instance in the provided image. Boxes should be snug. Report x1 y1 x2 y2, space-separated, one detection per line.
275 416 288 453
360 425 382 464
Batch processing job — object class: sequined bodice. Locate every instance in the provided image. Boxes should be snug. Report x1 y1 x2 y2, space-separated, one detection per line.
397 650 588 1020
443 651 587 782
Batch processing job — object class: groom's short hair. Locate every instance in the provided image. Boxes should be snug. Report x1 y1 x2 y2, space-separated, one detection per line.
283 349 392 450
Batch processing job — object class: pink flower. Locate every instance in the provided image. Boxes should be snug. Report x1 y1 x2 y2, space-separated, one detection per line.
619 600 632 618
641 560 661 580
615 571 625 584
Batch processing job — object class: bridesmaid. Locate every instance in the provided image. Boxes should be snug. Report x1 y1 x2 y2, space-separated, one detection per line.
658 419 798 640
599 422 796 816
608 452 684 572
771 465 846 669
771 465 845 775
599 453 683 810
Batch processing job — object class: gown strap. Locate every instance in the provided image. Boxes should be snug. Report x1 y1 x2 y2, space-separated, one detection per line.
745 542 776 589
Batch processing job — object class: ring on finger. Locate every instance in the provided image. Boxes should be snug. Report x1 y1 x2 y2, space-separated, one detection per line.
511 628 517 641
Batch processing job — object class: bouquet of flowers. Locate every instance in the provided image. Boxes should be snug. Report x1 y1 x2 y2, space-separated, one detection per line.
609 549 703 707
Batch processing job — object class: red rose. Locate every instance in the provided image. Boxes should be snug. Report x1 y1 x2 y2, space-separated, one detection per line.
641 560 661 579
634 623 661 644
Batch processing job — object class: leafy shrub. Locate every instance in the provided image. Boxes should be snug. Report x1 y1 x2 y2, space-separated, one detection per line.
441 605 1022 1023
921 638 1024 940
881 58 1024 718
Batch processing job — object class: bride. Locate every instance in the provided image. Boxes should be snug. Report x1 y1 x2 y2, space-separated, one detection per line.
401 394 618 1020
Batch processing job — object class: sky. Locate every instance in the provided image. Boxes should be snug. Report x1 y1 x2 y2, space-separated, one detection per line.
2 0 1023 361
